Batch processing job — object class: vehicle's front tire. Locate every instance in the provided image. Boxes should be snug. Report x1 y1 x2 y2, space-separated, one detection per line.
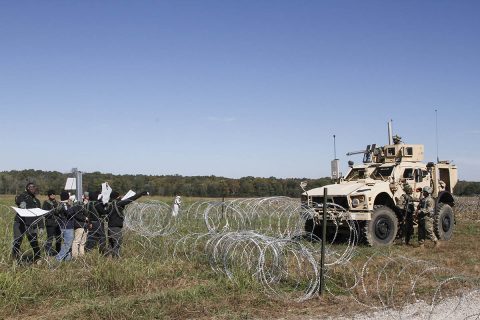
365 206 398 246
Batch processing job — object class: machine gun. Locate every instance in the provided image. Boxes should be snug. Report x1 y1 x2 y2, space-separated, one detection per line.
346 144 378 163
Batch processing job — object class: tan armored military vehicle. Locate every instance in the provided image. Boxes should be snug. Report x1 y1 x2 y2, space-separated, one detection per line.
302 132 458 246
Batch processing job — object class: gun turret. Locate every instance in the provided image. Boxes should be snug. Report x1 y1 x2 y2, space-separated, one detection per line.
346 144 377 163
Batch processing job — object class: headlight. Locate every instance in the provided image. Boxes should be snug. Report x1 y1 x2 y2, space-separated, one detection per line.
351 198 360 208
350 195 365 208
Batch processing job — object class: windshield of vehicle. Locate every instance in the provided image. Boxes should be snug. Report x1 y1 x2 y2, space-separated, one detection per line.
370 166 394 180
345 168 367 181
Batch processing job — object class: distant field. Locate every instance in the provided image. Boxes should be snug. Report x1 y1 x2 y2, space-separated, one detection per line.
0 195 479 319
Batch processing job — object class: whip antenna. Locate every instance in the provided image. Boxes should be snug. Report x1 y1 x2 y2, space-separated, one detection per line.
333 134 337 159
435 109 439 163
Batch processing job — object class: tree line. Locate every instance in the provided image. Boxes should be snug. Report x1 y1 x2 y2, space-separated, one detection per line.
0 170 332 198
2 170 478 198
453 180 480 196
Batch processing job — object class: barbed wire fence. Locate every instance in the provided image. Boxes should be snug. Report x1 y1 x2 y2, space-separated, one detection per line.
0 196 479 317
454 196 480 221
122 196 480 309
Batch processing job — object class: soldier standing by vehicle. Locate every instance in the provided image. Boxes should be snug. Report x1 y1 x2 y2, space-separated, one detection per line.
396 183 416 245
417 186 439 248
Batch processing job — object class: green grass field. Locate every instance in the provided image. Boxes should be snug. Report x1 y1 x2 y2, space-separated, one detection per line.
0 195 479 319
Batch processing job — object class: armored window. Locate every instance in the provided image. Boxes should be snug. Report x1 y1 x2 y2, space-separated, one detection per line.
403 168 414 179
387 147 396 156
404 147 413 156
371 166 394 180
345 168 366 181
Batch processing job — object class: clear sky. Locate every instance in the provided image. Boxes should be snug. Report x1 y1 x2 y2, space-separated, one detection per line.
1 1 479 180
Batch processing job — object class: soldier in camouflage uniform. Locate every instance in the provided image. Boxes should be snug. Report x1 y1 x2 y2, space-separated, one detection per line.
417 186 439 247
396 183 416 245
393 135 403 145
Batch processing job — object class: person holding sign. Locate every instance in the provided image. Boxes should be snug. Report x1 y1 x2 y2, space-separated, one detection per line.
106 190 148 257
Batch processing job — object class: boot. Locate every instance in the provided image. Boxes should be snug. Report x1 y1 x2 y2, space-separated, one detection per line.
11 251 21 263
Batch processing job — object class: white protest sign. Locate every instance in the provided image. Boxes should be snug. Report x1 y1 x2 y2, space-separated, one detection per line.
121 190 136 201
12 207 50 217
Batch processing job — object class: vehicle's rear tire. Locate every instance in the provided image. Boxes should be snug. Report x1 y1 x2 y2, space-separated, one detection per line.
365 206 398 246
434 203 454 240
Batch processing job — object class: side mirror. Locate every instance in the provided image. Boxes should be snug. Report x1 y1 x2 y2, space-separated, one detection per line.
300 181 308 192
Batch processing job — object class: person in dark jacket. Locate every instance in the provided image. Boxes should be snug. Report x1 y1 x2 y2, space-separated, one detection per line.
12 182 42 263
85 191 107 254
72 199 89 258
42 190 61 256
55 191 77 261
106 190 148 257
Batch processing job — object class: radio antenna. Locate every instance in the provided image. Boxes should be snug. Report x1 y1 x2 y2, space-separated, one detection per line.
435 109 439 163
333 134 337 159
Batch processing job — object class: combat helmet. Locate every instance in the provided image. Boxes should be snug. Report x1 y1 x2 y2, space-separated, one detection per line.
402 183 412 193
422 186 433 194
393 135 402 144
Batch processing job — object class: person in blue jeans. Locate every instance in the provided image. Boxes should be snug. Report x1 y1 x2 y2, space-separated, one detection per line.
55 191 76 261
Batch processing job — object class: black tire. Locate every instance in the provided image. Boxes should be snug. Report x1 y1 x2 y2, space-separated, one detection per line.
365 206 398 246
434 203 454 240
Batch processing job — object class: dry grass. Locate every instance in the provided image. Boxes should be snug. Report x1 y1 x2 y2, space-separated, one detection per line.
0 195 479 319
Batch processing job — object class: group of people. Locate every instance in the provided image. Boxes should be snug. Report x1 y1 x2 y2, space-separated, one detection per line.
12 182 148 264
396 183 439 247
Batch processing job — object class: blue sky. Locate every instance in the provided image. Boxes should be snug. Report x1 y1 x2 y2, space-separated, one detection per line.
1 1 479 180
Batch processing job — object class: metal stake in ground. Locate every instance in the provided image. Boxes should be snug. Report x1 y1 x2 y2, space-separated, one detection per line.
319 187 327 295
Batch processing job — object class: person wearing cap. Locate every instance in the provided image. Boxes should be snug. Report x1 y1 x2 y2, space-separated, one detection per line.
106 190 148 258
42 190 62 256
12 182 42 263
417 186 439 248
396 183 416 245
